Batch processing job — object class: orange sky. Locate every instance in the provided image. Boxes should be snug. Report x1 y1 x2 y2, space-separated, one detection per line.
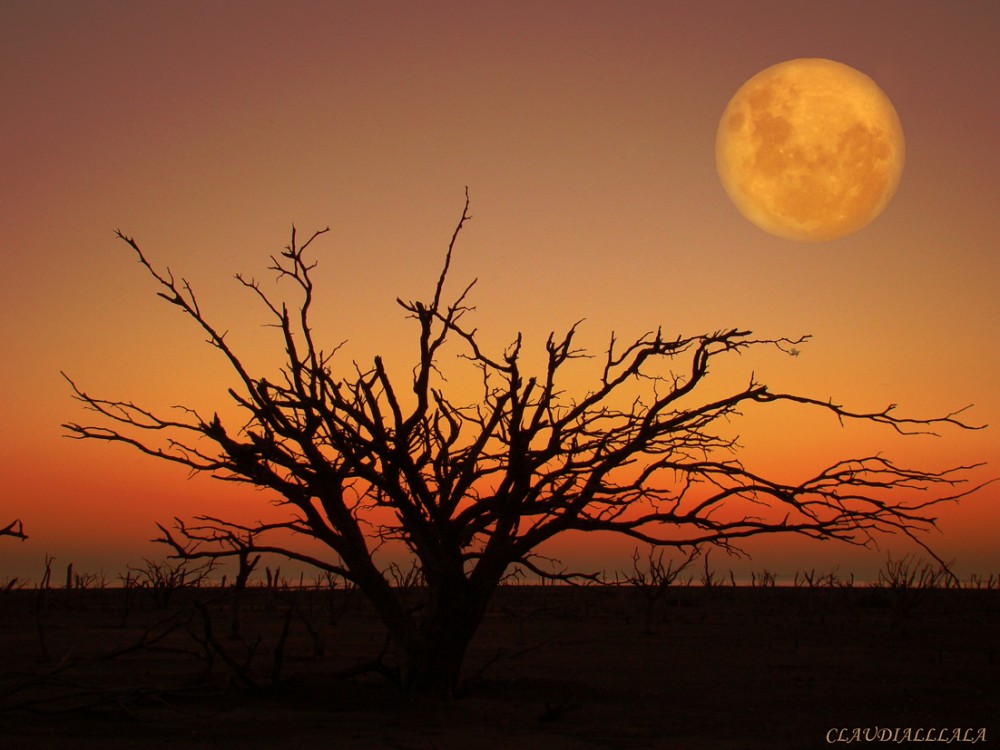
2 0 998 583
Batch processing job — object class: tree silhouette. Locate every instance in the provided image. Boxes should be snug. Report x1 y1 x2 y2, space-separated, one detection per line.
1 519 26 540
63 193 985 696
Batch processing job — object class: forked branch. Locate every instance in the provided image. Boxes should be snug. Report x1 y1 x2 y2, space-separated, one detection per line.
1 519 26 541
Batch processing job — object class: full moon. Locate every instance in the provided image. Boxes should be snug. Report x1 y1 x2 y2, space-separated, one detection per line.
716 58 905 242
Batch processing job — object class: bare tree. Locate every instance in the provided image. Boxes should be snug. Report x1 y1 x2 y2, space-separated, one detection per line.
619 546 700 633
63 193 987 696
1 519 26 541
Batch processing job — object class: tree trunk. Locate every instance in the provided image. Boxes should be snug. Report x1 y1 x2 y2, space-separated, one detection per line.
401 627 474 698
394 579 494 699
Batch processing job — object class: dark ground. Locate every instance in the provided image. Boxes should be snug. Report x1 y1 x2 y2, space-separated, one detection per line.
1 584 996 749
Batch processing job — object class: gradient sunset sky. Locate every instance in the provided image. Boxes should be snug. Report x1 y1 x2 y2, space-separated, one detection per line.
2 0 997 582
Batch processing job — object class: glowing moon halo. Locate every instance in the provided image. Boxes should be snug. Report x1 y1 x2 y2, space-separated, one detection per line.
716 58 905 242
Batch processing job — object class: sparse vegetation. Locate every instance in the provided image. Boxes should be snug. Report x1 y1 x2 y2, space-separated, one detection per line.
124 557 216 609
618 546 700 633
1 578 996 747
750 569 776 587
864 553 955 634
794 568 842 588
1 576 26 593
967 572 1000 590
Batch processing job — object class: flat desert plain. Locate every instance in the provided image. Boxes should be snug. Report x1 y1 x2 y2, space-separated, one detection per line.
1 584 996 749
